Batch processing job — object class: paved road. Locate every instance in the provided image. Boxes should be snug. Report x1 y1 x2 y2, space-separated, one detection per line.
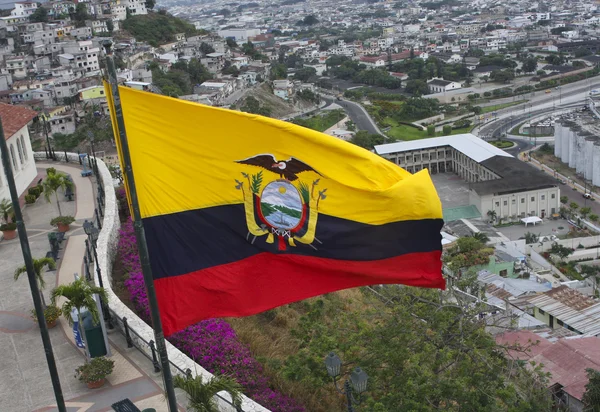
323 96 382 135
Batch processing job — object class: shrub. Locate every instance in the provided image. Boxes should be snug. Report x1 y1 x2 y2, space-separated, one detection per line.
50 215 75 226
31 305 62 323
46 167 57 176
427 125 435 136
74 356 115 383
0 222 17 231
25 194 36 204
28 186 41 197
442 125 452 135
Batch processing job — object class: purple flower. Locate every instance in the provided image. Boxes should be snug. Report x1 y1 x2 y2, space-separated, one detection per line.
117 217 305 412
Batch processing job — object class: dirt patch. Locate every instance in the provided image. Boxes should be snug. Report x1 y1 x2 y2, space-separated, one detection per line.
242 84 315 119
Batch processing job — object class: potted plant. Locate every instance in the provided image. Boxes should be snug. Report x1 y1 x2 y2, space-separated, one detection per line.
50 215 75 232
74 356 115 389
173 373 242 412
0 198 15 240
30 305 62 329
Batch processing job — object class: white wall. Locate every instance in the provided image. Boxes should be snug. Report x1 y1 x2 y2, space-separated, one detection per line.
478 187 561 220
0 125 37 202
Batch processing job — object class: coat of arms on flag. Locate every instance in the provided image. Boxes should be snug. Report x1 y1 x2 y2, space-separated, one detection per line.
235 154 327 251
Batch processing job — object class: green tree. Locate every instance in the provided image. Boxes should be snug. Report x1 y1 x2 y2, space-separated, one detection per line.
294 67 316 82
427 124 435 136
73 3 89 27
200 42 215 55
560 195 569 205
549 242 574 261
589 214 599 224
145 0 156 9
51 277 107 353
487 209 497 223
240 96 271 117
174 374 242 412
14 257 56 307
522 57 538 73
524 232 539 244
582 368 600 411
471 232 489 244
569 201 579 216
226 38 238 49
106 19 114 33
302 15 319 25
43 169 73 217
581 206 592 219
270 63 288 80
442 125 452 135
29 6 48 22
350 130 384 150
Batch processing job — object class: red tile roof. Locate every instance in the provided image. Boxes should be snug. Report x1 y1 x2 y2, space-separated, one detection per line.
0 103 37 140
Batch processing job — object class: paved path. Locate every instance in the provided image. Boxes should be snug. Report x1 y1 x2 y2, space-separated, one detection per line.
0 163 179 412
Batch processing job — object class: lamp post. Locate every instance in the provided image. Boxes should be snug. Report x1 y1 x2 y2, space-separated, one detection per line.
43 115 53 160
87 131 98 175
83 220 113 329
324 352 369 412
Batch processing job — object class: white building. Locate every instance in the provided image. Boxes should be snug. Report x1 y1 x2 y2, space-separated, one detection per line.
0 103 37 202
375 134 560 221
217 28 261 42
10 1 37 18
427 78 462 94
111 0 147 21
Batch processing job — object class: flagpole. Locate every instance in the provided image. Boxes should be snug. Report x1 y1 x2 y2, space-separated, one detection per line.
102 41 179 412
0 119 66 412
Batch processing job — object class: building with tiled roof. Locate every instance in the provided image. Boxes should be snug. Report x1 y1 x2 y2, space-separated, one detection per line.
0 103 38 204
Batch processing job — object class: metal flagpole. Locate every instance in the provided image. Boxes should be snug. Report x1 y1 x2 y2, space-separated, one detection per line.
102 41 178 412
0 119 66 412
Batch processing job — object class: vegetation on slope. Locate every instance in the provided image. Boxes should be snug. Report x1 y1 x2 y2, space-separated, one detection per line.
122 11 201 47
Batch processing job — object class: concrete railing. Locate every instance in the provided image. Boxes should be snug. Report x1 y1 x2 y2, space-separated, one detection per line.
34 152 269 412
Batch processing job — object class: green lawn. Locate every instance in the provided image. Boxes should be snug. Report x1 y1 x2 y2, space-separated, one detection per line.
489 140 514 148
383 119 472 141
293 109 345 132
480 100 525 114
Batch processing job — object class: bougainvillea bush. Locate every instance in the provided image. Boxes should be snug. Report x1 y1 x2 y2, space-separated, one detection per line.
116 206 304 411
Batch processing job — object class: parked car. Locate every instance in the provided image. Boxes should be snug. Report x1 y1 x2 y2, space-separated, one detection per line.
583 193 594 200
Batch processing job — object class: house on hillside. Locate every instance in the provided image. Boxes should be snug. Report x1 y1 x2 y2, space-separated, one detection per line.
0 103 38 202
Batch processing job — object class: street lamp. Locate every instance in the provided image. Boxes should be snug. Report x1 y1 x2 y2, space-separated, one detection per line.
87 131 98 175
83 220 113 329
325 352 368 412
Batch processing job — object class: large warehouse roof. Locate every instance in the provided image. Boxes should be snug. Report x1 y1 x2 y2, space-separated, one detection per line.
374 134 512 163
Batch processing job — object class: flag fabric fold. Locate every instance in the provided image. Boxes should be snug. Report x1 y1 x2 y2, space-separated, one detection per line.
106 84 445 336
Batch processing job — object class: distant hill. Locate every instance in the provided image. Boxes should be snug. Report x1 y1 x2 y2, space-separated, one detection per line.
122 11 201 47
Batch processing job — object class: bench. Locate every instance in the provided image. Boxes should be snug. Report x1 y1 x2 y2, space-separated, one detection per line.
111 398 155 412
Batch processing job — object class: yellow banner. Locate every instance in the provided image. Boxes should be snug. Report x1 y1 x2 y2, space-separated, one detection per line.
112 86 442 225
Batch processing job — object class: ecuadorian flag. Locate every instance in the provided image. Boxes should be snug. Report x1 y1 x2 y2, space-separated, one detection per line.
107 84 445 336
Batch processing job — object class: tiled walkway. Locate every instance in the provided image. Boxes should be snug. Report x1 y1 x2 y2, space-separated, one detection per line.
0 163 180 412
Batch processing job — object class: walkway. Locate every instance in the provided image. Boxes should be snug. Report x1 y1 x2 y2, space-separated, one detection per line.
0 162 180 411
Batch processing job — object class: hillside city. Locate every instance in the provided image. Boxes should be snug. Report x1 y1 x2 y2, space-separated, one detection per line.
2 0 600 411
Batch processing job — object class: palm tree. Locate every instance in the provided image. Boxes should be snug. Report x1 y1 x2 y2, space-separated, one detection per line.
471 232 489 244
486 210 497 223
14 257 56 307
0 198 13 223
173 373 242 412
43 169 73 217
51 277 107 352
